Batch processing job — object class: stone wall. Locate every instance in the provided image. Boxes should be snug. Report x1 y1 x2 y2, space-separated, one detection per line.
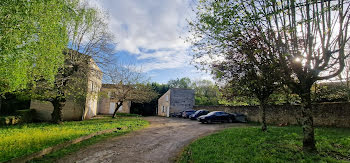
158 90 170 117
157 88 195 117
194 102 350 128
84 58 103 119
170 88 195 113
31 100 83 121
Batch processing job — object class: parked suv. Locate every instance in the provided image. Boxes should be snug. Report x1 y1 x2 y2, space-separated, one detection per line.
189 110 209 120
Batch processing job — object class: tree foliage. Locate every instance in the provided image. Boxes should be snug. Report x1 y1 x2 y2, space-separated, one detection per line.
168 77 192 89
191 79 220 106
67 2 116 69
26 1 114 123
0 0 77 94
190 0 350 152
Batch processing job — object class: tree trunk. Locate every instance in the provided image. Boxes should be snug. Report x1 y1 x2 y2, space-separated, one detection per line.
300 87 317 153
259 100 267 132
112 101 123 118
0 96 2 115
51 98 66 124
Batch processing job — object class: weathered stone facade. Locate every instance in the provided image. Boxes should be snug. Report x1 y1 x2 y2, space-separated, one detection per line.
97 85 131 115
158 88 195 117
194 102 350 128
31 100 84 121
30 57 102 121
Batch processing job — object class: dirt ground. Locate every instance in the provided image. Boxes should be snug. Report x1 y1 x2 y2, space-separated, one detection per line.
57 116 248 163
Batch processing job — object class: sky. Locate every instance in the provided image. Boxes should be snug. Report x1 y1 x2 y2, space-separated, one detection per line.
89 0 212 84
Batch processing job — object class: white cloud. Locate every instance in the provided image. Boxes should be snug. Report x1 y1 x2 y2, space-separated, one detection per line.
136 48 192 72
89 0 195 72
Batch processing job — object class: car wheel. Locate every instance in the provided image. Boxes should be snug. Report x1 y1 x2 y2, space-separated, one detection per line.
228 119 233 123
207 119 212 124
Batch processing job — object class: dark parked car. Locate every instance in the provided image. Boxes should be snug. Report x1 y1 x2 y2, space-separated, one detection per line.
175 111 184 118
182 110 196 118
189 110 209 120
170 112 177 117
198 111 235 123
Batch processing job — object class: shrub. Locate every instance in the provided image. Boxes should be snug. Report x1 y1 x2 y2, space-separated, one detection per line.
0 109 35 126
0 116 21 126
16 109 36 123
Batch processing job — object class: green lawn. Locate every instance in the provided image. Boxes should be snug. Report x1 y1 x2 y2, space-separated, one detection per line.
178 126 350 163
0 116 148 162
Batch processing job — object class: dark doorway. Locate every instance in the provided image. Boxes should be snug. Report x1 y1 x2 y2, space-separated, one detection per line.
130 101 157 116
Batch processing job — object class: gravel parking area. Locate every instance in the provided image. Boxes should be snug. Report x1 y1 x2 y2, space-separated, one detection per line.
58 116 248 163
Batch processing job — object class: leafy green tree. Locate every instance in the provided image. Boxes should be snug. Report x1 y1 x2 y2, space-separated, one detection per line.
312 82 350 102
31 2 115 124
191 80 220 106
211 32 282 131
31 50 92 123
151 83 170 97
190 0 350 152
0 0 76 94
168 77 192 89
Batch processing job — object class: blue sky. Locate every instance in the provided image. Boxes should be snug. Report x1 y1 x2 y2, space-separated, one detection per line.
89 0 212 84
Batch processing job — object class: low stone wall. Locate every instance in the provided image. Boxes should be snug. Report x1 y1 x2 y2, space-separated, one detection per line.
194 102 350 128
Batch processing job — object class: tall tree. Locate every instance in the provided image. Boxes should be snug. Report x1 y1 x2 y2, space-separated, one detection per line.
211 32 283 131
31 2 115 123
0 0 75 95
190 0 350 152
31 50 93 123
104 65 158 118
67 2 116 68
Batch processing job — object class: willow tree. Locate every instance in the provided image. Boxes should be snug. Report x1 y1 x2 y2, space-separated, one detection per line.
0 0 75 95
30 2 116 123
45 3 116 123
191 0 350 152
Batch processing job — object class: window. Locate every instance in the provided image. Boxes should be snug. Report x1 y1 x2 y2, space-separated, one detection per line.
162 106 165 113
166 95 169 102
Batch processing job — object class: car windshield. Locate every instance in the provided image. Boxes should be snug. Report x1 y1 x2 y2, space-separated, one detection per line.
194 110 202 114
207 112 218 116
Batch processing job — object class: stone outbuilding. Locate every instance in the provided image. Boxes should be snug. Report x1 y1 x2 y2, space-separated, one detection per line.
157 88 195 117
30 53 102 121
97 84 131 115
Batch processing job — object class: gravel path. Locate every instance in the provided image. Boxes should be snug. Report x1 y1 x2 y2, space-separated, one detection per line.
58 116 247 163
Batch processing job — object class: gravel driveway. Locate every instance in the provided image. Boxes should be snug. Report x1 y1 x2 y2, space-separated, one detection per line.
58 116 248 163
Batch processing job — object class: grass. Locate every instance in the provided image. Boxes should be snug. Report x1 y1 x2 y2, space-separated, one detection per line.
178 126 350 163
0 116 148 162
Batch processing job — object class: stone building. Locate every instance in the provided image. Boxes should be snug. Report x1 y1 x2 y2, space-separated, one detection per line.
158 88 195 117
30 53 102 121
97 84 131 115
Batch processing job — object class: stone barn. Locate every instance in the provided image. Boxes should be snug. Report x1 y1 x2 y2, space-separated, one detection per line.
97 84 131 115
158 88 195 117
